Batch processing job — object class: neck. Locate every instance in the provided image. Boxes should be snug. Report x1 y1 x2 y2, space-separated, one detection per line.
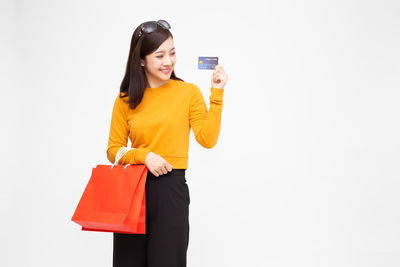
146 77 171 89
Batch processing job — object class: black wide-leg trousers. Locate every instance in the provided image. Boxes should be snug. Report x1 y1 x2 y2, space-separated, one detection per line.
113 169 190 267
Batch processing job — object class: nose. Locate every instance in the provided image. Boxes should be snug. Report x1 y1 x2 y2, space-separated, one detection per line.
163 54 173 66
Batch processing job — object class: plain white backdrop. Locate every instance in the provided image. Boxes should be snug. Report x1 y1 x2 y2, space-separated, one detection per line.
1 0 400 266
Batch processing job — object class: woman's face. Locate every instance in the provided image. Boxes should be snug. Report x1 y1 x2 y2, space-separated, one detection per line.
141 36 176 86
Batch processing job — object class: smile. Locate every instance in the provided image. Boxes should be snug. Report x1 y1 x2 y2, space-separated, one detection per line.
160 69 171 74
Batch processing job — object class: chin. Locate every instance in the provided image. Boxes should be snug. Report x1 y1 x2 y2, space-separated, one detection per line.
160 74 172 80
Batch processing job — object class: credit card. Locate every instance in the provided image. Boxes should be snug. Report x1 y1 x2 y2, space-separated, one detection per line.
198 56 218 70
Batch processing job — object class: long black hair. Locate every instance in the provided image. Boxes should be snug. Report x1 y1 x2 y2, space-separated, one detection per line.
119 22 184 110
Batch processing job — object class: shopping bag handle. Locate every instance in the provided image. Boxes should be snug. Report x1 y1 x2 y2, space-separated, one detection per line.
111 147 135 170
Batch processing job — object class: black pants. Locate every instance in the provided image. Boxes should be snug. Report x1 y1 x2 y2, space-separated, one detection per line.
113 169 190 267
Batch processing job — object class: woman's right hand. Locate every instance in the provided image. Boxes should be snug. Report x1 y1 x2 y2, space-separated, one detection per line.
145 151 173 177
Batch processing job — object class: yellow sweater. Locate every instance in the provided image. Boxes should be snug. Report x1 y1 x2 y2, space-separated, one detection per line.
106 79 224 169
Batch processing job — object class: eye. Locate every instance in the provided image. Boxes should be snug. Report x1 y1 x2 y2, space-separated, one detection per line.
156 52 176 58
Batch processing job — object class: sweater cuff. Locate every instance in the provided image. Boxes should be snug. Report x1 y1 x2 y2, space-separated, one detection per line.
210 87 224 105
135 148 151 164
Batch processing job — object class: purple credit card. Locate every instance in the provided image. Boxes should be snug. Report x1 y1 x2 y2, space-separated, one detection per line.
198 56 218 70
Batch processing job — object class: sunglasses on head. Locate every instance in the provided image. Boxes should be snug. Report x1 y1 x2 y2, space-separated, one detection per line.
138 20 171 37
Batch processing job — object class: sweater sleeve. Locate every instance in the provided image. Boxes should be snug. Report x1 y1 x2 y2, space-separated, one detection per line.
189 85 224 148
106 94 151 165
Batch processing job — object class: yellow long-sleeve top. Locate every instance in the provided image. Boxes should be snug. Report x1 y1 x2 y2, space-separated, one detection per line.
106 78 224 169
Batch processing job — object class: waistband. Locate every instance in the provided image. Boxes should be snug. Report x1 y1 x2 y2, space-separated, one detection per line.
147 168 186 177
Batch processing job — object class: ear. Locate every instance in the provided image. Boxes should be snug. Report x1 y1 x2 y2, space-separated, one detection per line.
140 58 145 67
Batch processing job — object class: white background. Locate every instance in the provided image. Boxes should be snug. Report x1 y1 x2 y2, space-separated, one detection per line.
1 0 400 266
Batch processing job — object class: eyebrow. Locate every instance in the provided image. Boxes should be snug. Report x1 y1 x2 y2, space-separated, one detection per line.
155 47 175 54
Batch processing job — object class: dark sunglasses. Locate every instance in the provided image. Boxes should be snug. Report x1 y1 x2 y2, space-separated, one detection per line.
138 20 171 37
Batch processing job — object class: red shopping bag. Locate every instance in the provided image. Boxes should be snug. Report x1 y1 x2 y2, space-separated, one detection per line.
71 164 148 234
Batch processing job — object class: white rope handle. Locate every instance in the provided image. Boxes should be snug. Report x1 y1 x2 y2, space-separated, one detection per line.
111 147 136 169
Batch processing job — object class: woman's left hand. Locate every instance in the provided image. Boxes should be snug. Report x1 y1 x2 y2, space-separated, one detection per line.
211 64 228 89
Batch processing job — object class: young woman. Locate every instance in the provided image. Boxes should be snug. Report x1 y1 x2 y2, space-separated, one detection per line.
106 19 228 267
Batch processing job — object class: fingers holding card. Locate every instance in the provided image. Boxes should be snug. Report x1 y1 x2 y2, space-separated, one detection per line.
198 56 227 89
212 65 227 89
